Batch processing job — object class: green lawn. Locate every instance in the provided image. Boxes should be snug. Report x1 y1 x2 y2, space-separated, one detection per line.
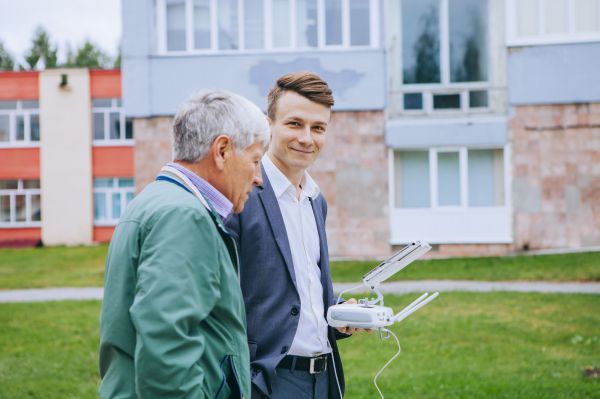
0 245 599 289
1 293 598 398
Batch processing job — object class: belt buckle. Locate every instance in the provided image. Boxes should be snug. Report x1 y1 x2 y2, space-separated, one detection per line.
309 356 327 374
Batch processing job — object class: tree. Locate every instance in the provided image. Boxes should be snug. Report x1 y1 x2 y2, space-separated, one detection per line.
23 26 58 70
0 40 15 71
65 39 111 69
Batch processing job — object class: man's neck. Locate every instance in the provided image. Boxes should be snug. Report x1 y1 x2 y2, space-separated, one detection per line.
174 160 210 181
267 154 305 199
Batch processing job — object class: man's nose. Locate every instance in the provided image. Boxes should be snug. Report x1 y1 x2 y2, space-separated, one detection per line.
297 126 313 144
253 164 263 186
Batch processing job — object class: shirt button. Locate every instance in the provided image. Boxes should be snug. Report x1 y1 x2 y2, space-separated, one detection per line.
281 346 288 354
290 306 299 316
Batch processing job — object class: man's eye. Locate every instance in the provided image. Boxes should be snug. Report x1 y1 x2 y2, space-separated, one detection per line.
288 121 300 127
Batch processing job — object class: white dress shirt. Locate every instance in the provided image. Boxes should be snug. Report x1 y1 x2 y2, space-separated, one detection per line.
262 155 331 356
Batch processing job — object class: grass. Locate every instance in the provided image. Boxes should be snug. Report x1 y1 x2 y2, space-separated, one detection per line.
0 293 598 398
331 251 600 283
0 246 599 289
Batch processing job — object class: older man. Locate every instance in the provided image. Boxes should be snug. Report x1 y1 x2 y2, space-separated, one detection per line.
99 90 269 398
227 72 358 399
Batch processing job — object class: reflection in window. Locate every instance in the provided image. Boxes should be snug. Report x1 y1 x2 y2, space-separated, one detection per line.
194 0 211 49
437 152 460 206
469 90 488 108
273 0 291 47
16 115 25 141
0 101 40 144
468 149 504 206
94 178 135 224
404 93 423 110
0 180 42 225
30 115 40 141
449 0 488 82
218 0 239 50
350 0 370 46
325 0 343 45
93 98 131 143
402 0 440 84
433 94 461 110
0 115 9 142
297 0 318 47
394 151 430 208
245 0 264 49
166 0 186 51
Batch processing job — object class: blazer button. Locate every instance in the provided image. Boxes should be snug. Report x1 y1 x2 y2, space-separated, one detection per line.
281 346 288 354
290 306 299 316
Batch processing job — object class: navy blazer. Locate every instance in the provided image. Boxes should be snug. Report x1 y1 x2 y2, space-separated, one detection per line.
227 167 345 399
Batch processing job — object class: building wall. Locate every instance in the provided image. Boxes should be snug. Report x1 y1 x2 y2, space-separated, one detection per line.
39 69 94 246
133 117 173 193
510 103 600 250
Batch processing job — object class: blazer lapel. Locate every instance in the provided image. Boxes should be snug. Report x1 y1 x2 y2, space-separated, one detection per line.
310 196 332 308
257 168 298 290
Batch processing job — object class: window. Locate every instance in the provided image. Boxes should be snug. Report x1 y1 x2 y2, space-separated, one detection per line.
158 0 379 53
92 98 133 144
0 180 41 226
93 178 135 225
397 0 490 114
507 0 600 45
0 101 40 147
393 148 505 209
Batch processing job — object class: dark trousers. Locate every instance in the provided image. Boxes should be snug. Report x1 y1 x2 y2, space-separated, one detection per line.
251 368 329 399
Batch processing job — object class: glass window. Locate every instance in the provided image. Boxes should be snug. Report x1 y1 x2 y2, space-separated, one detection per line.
545 0 568 34
0 195 9 222
194 0 211 49
109 112 121 140
112 192 122 219
449 0 488 82
94 192 107 220
394 151 430 208
433 94 461 109
92 99 112 107
517 0 539 37
404 93 423 110
468 149 504 206
350 0 370 46
325 0 343 45
0 180 18 190
15 194 26 222
118 178 134 188
273 0 291 47
30 114 40 141
125 119 133 140
30 194 41 221
0 115 9 142
94 178 113 188
21 101 39 109
402 0 440 84
16 115 25 141
469 90 488 108
297 0 318 47
23 180 40 189
218 0 239 50
437 152 460 206
167 0 187 51
244 0 264 49
576 0 600 32
0 101 17 110
93 113 105 140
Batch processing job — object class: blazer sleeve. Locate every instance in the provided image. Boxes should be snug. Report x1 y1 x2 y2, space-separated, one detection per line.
129 206 222 398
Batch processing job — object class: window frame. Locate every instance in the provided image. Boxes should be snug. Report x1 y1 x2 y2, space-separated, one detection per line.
0 101 40 148
92 98 133 146
394 0 492 116
0 180 42 227
93 178 135 226
506 0 600 46
156 0 380 54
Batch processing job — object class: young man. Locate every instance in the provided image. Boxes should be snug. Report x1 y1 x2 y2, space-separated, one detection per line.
228 72 357 399
99 90 269 398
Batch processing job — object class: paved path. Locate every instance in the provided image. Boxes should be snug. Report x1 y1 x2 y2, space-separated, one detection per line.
1 281 599 303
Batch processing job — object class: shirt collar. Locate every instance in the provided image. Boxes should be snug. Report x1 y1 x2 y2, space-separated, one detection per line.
166 162 233 222
261 154 320 200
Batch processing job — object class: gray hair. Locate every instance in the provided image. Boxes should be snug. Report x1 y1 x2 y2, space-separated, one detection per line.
172 89 270 162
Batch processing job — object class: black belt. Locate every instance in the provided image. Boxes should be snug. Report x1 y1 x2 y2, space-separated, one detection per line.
277 354 328 374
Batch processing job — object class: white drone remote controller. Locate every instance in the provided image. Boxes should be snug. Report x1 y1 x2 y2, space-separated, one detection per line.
327 241 439 329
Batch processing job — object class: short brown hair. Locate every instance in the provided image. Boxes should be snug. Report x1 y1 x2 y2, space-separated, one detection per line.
267 71 334 120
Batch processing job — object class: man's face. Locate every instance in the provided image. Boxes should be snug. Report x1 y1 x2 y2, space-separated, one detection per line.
268 91 330 176
222 139 265 213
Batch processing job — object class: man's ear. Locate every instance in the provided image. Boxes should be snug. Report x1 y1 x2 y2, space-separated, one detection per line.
211 135 233 170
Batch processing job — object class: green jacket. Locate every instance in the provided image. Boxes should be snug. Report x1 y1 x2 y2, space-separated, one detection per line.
99 177 250 398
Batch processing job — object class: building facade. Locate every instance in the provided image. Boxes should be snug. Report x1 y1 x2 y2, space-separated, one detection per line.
0 69 133 246
2 0 599 257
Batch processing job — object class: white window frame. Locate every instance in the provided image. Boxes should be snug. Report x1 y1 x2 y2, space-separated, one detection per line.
395 0 492 116
0 180 42 227
92 98 133 146
0 101 40 148
93 178 135 226
388 145 512 244
506 0 600 46
156 0 380 54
